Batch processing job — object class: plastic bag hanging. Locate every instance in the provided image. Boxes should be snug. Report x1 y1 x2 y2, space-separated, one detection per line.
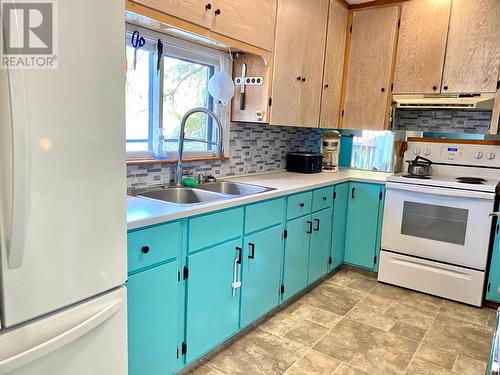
208 72 235 106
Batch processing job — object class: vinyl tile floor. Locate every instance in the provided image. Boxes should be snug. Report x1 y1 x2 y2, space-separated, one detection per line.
187 268 496 375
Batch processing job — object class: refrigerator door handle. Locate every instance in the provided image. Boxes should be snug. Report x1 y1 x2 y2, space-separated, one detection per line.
0 297 123 374
5 66 31 269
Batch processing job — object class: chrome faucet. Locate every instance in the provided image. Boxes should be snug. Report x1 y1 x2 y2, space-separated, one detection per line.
174 107 224 186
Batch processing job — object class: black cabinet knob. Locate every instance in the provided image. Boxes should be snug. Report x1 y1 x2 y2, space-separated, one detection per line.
141 246 150 254
296 76 302 81
214 8 221 15
381 88 385 92
301 77 306 82
443 85 448 90
299 203 304 208
205 3 211 9
324 84 329 88
322 197 327 201
432 85 437 90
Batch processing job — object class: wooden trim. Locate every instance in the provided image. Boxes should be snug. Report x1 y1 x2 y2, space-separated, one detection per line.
407 137 500 146
349 0 409 10
335 0 350 10
337 10 353 128
125 1 272 64
127 156 230 166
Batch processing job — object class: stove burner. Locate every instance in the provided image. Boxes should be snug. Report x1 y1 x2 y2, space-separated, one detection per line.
402 174 431 179
456 177 487 184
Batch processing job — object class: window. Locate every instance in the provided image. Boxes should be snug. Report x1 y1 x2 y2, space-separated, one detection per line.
125 25 230 159
347 130 394 172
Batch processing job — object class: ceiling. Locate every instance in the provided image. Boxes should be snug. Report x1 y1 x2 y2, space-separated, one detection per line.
345 0 373 4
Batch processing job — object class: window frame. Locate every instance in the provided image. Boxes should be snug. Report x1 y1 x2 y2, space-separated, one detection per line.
125 24 231 161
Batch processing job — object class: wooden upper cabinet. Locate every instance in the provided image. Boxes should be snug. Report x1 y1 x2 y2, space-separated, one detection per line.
133 0 213 29
393 0 451 94
442 0 500 93
271 0 329 127
320 1 349 129
211 0 278 51
342 6 399 130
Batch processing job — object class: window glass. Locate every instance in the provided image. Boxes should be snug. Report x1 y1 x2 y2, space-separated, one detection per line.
125 46 152 152
350 130 394 171
162 56 214 152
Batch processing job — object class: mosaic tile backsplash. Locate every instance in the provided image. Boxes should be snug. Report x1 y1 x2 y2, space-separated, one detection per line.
127 122 322 189
393 109 492 134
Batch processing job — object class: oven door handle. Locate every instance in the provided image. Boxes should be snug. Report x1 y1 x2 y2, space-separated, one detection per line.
385 182 494 200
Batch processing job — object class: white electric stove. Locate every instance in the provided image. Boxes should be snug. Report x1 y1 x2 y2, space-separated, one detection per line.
379 138 500 306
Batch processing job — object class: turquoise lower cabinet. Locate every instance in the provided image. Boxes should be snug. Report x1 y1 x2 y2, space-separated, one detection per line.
487 222 500 302
240 225 283 327
128 261 180 375
308 207 333 284
282 215 311 301
344 182 384 270
331 183 349 269
185 238 242 363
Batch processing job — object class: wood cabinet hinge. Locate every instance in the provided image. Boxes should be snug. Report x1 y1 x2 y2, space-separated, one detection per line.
349 24 352 33
341 110 344 117
379 191 383 200
390 83 394 92
488 282 491 293
181 342 187 355
183 266 189 280
269 97 272 107
373 255 377 264
497 80 500 90
283 229 288 239
280 284 285 294
397 19 400 28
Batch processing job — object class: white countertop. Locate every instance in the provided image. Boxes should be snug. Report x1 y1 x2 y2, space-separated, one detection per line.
127 169 392 230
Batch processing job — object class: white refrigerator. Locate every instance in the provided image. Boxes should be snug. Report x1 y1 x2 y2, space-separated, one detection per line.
0 0 127 373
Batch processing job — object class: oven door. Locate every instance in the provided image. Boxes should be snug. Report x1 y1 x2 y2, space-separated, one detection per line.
382 182 494 270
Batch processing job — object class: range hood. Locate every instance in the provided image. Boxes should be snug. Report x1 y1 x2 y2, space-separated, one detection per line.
393 93 495 111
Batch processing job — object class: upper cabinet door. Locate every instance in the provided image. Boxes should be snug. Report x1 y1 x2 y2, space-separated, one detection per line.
342 6 399 130
320 1 349 129
442 0 500 93
211 0 278 51
393 0 451 94
133 0 213 29
271 0 329 127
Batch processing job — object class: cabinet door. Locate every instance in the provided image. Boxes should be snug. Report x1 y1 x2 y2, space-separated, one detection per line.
331 183 349 270
393 0 451 94
271 0 329 127
132 0 213 29
283 215 311 301
487 222 500 303
240 226 283 327
185 239 241 363
128 262 180 375
442 0 500 93
342 6 399 130
344 183 382 270
308 208 333 284
320 0 348 128
211 0 277 51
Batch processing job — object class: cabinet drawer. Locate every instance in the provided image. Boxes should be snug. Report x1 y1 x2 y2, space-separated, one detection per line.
287 191 313 220
312 186 334 212
189 207 244 251
128 221 181 273
245 198 284 234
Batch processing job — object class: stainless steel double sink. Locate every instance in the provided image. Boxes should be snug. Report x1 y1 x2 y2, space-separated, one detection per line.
136 181 275 206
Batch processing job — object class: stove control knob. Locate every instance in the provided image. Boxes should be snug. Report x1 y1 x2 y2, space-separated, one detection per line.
413 148 421 155
423 148 431 156
473 152 484 159
487 152 496 160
